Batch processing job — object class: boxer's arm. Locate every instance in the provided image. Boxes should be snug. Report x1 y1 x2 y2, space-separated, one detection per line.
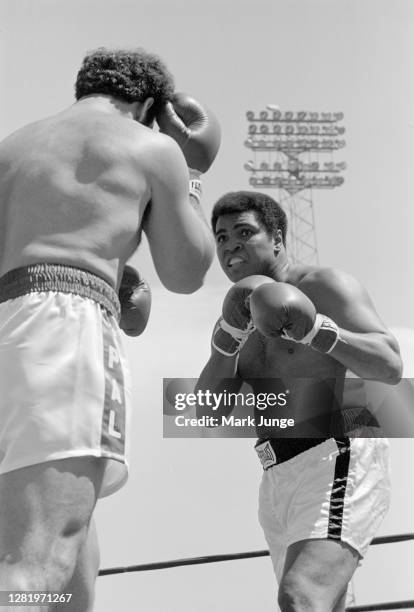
143 135 214 293
196 343 244 421
197 276 272 419
300 268 402 383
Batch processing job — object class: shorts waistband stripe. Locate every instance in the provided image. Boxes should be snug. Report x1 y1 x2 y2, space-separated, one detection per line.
255 438 326 469
327 437 351 540
0 264 120 321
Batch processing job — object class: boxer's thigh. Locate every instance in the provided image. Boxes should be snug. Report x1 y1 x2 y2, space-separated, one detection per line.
280 538 359 610
53 518 100 612
0 456 105 588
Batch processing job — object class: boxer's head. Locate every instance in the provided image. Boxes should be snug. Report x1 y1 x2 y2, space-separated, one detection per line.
75 47 175 124
212 191 288 281
212 191 287 245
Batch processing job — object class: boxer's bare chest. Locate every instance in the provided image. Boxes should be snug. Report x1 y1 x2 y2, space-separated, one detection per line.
238 332 345 428
238 331 344 381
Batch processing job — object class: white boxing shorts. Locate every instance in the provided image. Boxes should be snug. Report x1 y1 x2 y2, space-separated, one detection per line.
257 436 390 582
0 264 132 498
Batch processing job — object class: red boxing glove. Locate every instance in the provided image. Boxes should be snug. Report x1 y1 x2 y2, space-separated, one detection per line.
250 282 340 353
118 265 151 337
212 275 274 357
156 92 221 173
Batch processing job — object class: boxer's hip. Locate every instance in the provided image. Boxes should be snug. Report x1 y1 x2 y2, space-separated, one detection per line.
0 263 131 497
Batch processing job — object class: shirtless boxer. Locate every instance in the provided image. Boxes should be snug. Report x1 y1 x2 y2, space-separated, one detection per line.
0 48 219 611
197 191 402 612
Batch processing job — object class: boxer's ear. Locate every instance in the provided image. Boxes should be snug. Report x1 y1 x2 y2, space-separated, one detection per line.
273 229 283 254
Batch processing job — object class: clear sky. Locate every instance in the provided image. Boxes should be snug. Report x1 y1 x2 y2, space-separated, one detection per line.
1 0 414 610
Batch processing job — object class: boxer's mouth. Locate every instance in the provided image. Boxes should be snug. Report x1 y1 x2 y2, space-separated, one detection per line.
227 256 245 268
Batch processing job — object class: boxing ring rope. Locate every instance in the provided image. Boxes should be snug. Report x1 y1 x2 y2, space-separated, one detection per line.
348 603 414 612
99 548 269 576
98 533 414 610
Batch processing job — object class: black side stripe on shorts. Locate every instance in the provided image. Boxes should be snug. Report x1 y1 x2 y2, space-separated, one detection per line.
327 438 351 540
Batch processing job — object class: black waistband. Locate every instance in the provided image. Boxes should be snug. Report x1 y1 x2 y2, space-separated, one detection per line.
0 263 120 321
255 437 326 467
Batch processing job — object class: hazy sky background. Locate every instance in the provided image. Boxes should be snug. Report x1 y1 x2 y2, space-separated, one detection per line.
1 0 414 610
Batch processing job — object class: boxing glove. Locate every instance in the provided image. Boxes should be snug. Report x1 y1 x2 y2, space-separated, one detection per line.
212 275 274 357
118 265 151 337
250 282 340 353
156 92 221 173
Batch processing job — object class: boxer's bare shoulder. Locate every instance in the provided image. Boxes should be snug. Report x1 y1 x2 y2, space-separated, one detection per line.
287 263 344 294
286 264 368 320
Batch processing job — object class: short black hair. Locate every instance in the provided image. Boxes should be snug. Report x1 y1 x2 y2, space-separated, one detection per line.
75 47 175 120
211 191 288 245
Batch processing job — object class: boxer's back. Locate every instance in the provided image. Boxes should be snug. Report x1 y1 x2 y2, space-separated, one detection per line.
0 105 155 286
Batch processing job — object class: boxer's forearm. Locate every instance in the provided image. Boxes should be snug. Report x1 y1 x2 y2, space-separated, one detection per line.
328 329 402 383
196 352 241 420
197 352 239 389
146 91 220 294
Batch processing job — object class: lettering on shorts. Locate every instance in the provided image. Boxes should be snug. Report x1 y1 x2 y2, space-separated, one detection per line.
101 318 126 457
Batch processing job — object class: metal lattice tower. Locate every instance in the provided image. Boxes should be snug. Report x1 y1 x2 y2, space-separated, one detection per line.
244 107 346 264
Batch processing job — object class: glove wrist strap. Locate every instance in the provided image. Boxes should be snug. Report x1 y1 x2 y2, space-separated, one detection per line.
212 317 255 357
188 167 202 180
303 313 340 354
189 168 202 204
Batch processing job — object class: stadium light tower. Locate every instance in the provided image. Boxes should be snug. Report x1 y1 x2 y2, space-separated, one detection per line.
244 107 346 264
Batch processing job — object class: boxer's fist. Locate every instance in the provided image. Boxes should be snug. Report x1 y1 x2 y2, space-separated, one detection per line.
118 265 151 337
212 275 273 356
156 92 221 173
250 282 316 341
